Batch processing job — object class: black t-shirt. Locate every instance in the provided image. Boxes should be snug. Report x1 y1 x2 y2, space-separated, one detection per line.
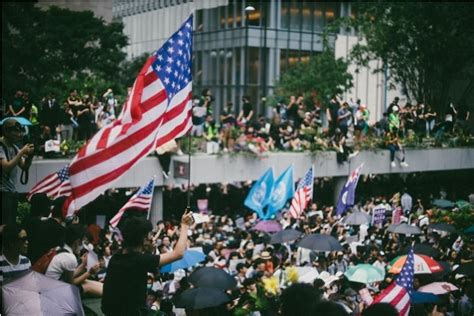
102 252 160 315
243 102 253 118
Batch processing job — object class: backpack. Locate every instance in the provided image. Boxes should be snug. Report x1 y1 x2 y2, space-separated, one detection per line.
32 247 68 274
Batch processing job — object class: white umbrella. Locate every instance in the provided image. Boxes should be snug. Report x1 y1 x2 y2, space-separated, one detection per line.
294 267 319 284
418 282 459 295
2 270 84 315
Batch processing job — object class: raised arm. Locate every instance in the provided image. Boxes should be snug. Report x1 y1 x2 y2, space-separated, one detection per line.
159 210 194 266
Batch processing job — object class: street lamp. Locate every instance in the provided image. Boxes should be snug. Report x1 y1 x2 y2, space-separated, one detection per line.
244 5 256 107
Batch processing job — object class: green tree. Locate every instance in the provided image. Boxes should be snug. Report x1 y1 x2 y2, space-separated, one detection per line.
336 2 474 111
2 3 128 101
275 49 353 106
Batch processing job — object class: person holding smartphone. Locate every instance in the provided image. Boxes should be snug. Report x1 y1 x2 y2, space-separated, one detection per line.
1 119 34 225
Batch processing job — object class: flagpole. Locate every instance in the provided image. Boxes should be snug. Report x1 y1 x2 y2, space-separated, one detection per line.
147 176 156 220
186 131 191 208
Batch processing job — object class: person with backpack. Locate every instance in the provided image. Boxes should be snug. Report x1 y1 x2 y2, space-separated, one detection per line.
1 119 35 225
45 224 103 297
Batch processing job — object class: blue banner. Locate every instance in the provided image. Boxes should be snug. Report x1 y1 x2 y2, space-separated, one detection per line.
244 168 274 218
266 165 295 219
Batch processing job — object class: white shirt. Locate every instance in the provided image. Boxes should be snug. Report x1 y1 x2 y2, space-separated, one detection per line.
401 193 413 212
45 244 77 281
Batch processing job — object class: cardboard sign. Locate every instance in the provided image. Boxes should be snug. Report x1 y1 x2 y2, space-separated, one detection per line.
45 140 60 152
392 207 402 225
197 199 208 212
173 160 189 179
359 288 373 305
372 206 386 228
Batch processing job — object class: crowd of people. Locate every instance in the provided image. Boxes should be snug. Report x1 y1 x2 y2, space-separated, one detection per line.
1 185 473 315
1 88 472 166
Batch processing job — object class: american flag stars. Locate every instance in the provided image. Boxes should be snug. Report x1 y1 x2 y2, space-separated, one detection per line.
152 16 192 101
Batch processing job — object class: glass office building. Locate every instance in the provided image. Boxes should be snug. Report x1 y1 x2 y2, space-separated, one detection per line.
114 0 353 118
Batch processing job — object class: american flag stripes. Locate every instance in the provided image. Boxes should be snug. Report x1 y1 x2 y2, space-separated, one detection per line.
27 165 72 200
372 248 414 316
63 16 193 216
109 178 155 228
289 166 314 218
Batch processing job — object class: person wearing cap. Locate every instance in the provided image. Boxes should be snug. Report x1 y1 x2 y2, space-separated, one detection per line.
372 251 387 271
1 118 35 225
338 287 361 315
328 251 349 275
388 105 400 132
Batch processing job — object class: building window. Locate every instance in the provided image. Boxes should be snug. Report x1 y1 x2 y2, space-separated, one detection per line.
301 1 313 31
313 2 324 31
281 1 290 29
248 47 260 84
196 9 204 32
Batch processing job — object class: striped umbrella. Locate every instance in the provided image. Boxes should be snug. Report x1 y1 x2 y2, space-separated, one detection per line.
388 254 443 274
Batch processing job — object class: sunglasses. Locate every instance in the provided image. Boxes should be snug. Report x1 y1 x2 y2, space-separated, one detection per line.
19 236 29 242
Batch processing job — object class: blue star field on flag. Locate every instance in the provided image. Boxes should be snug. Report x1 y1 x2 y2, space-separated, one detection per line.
57 165 70 181
138 178 155 196
152 15 193 101
396 247 415 294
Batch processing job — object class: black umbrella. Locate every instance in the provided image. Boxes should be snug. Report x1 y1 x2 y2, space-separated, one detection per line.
297 234 343 252
174 287 231 310
270 229 303 244
403 244 441 258
188 267 237 290
455 262 474 276
392 223 422 235
428 223 457 234
343 211 371 226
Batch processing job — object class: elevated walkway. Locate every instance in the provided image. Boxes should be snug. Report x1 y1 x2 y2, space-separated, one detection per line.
17 148 474 222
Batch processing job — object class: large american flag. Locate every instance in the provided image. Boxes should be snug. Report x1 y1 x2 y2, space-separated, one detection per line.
27 165 72 200
63 16 193 216
372 248 414 316
109 178 155 228
289 166 314 218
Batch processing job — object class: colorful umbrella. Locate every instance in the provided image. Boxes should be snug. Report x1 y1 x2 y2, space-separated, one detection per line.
464 225 474 234
253 220 282 233
297 234 343 252
418 282 459 295
388 254 443 274
0 116 33 126
344 264 385 284
160 250 206 273
431 199 455 209
455 200 470 210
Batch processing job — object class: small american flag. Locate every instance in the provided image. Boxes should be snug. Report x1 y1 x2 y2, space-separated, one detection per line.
109 178 155 228
372 248 414 316
27 165 72 200
289 166 314 218
64 16 193 216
